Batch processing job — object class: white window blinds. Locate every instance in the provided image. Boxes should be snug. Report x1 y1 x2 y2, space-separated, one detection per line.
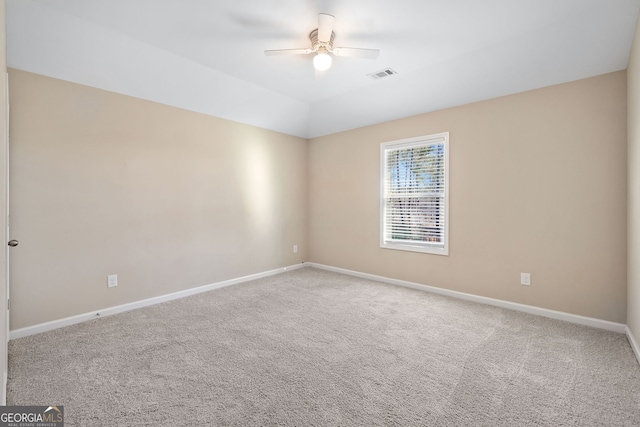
380 133 449 255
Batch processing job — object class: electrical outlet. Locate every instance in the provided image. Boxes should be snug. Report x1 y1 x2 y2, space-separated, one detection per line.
520 273 531 286
107 274 118 288
293 245 298 253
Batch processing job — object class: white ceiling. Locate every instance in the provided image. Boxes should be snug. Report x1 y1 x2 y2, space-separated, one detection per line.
7 0 640 138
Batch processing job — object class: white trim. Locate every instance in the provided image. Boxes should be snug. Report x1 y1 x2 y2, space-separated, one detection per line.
9 261 629 340
10 263 305 340
626 326 640 366
2 72 9 408
380 132 450 256
304 263 626 333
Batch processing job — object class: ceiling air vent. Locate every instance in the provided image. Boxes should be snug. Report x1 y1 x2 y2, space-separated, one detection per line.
368 68 397 80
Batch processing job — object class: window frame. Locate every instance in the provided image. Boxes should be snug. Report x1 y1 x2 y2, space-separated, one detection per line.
380 132 449 256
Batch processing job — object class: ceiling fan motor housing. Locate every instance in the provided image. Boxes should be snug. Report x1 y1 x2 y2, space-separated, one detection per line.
309 29 335 52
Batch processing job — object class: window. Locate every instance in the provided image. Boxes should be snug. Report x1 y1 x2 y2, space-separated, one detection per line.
380 132 449 255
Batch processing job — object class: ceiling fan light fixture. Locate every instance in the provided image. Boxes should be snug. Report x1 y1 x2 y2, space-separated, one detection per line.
313 52 332 71
264 13 379 72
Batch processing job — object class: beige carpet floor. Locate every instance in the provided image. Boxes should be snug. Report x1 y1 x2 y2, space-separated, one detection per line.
7 267 640 426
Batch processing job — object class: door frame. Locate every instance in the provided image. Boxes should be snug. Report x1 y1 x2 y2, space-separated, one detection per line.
1 0 9 405
1 71 8 406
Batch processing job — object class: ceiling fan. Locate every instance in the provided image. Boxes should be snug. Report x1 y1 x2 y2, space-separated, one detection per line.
264 13 380 72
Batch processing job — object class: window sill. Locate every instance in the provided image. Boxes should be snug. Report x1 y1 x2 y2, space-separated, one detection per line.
380 242 449 256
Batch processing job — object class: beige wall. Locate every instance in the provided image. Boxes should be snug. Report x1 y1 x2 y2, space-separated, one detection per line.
6 65 630 330
309 71 628 323
8 69 307 330
628 14 640 344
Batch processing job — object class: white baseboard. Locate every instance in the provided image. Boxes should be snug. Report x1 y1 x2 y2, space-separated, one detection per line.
626 326 640 366
10 261 629 340
10 263 305 340
304 262 627 334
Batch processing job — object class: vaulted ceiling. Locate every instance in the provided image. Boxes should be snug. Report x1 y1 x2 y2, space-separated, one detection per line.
7 0 640 138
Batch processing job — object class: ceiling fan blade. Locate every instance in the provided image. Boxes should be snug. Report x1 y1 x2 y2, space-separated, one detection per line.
332 47 380 59
264 48 312 56
318 13 335 43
